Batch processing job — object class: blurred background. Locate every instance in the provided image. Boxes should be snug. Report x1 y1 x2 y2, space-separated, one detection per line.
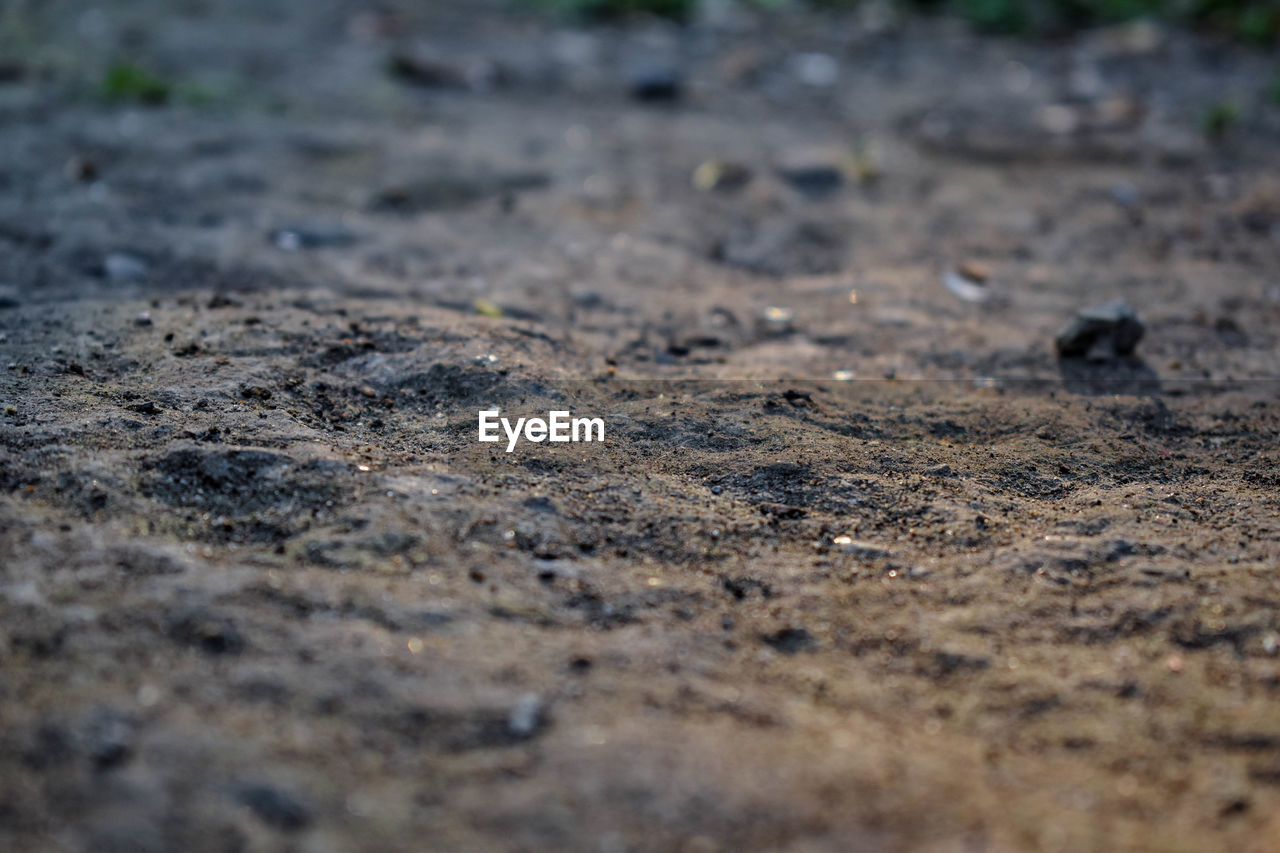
1 0 1278 380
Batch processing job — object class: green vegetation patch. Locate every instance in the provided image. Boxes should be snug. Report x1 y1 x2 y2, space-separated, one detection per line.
101 62 170 104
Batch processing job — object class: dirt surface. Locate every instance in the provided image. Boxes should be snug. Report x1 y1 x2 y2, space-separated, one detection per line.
4 2 1280 851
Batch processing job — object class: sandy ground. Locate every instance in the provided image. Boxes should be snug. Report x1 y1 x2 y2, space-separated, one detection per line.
3 1 1280 850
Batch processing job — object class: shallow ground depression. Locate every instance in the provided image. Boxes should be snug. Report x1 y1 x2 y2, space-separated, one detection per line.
3 0 1280 850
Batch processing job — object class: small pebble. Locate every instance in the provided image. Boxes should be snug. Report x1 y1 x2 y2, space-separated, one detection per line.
236 783 312 831
0 59 26 83
82 707 134 770
833 537 892 560
762 627 816 654
791 52 838 87
775 148 845 197
65 155 99 183
269 225 357 251
507 693 546 738
627 61 682 103
692 160 752 192
387 52 468 88
1110 182 1140 208
102 252 148 282
942 268 990 303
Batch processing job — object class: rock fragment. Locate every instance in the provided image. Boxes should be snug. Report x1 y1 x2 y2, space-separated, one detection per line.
1054 301 1145 359
762 627 816 654
692 160 751 192
269 224 356 251
506 693 547 738
835 538 892 560
102 252 148 282
236 783 312 831
775 148 845 197
388 51 501 91
627 61 682 102
166 607 246 655
942 267 991 303
790 52 838 87
82 707 134 770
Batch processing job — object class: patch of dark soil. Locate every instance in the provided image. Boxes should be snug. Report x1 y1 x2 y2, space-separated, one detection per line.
919 651 990 679
767 406 884 441
564 585 701 629
703 463 874 514
235 783 312 832
1170 617 1264 652
721 575 775 601
1103 400 1188 436
141 449 352 537
164 606 246 655
382 363 527 411
387 700 550 752
762 627 816 654
1058 359 1163 396
48 469 126 517
299 331 425 368
369 172 549 215
613 416 751 453
1061 607 1173 644
994 463 1072 500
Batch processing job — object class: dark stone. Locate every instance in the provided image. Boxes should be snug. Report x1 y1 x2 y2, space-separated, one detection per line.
1215 316 1248 347
388 53 469 88
22 722 76 769
758 502 806 520
762 627 816 654
926 651 990 677
236 783 312 832
776 162 843 197
207 293 238 308
522 496 558 514
1054 301 1145 359
166 607 246 655
782 389 812 407
627 62 682 102
721 576 773 601
0 59 27 83
387 53 501 91
370 172 548 214
82 707 135 770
